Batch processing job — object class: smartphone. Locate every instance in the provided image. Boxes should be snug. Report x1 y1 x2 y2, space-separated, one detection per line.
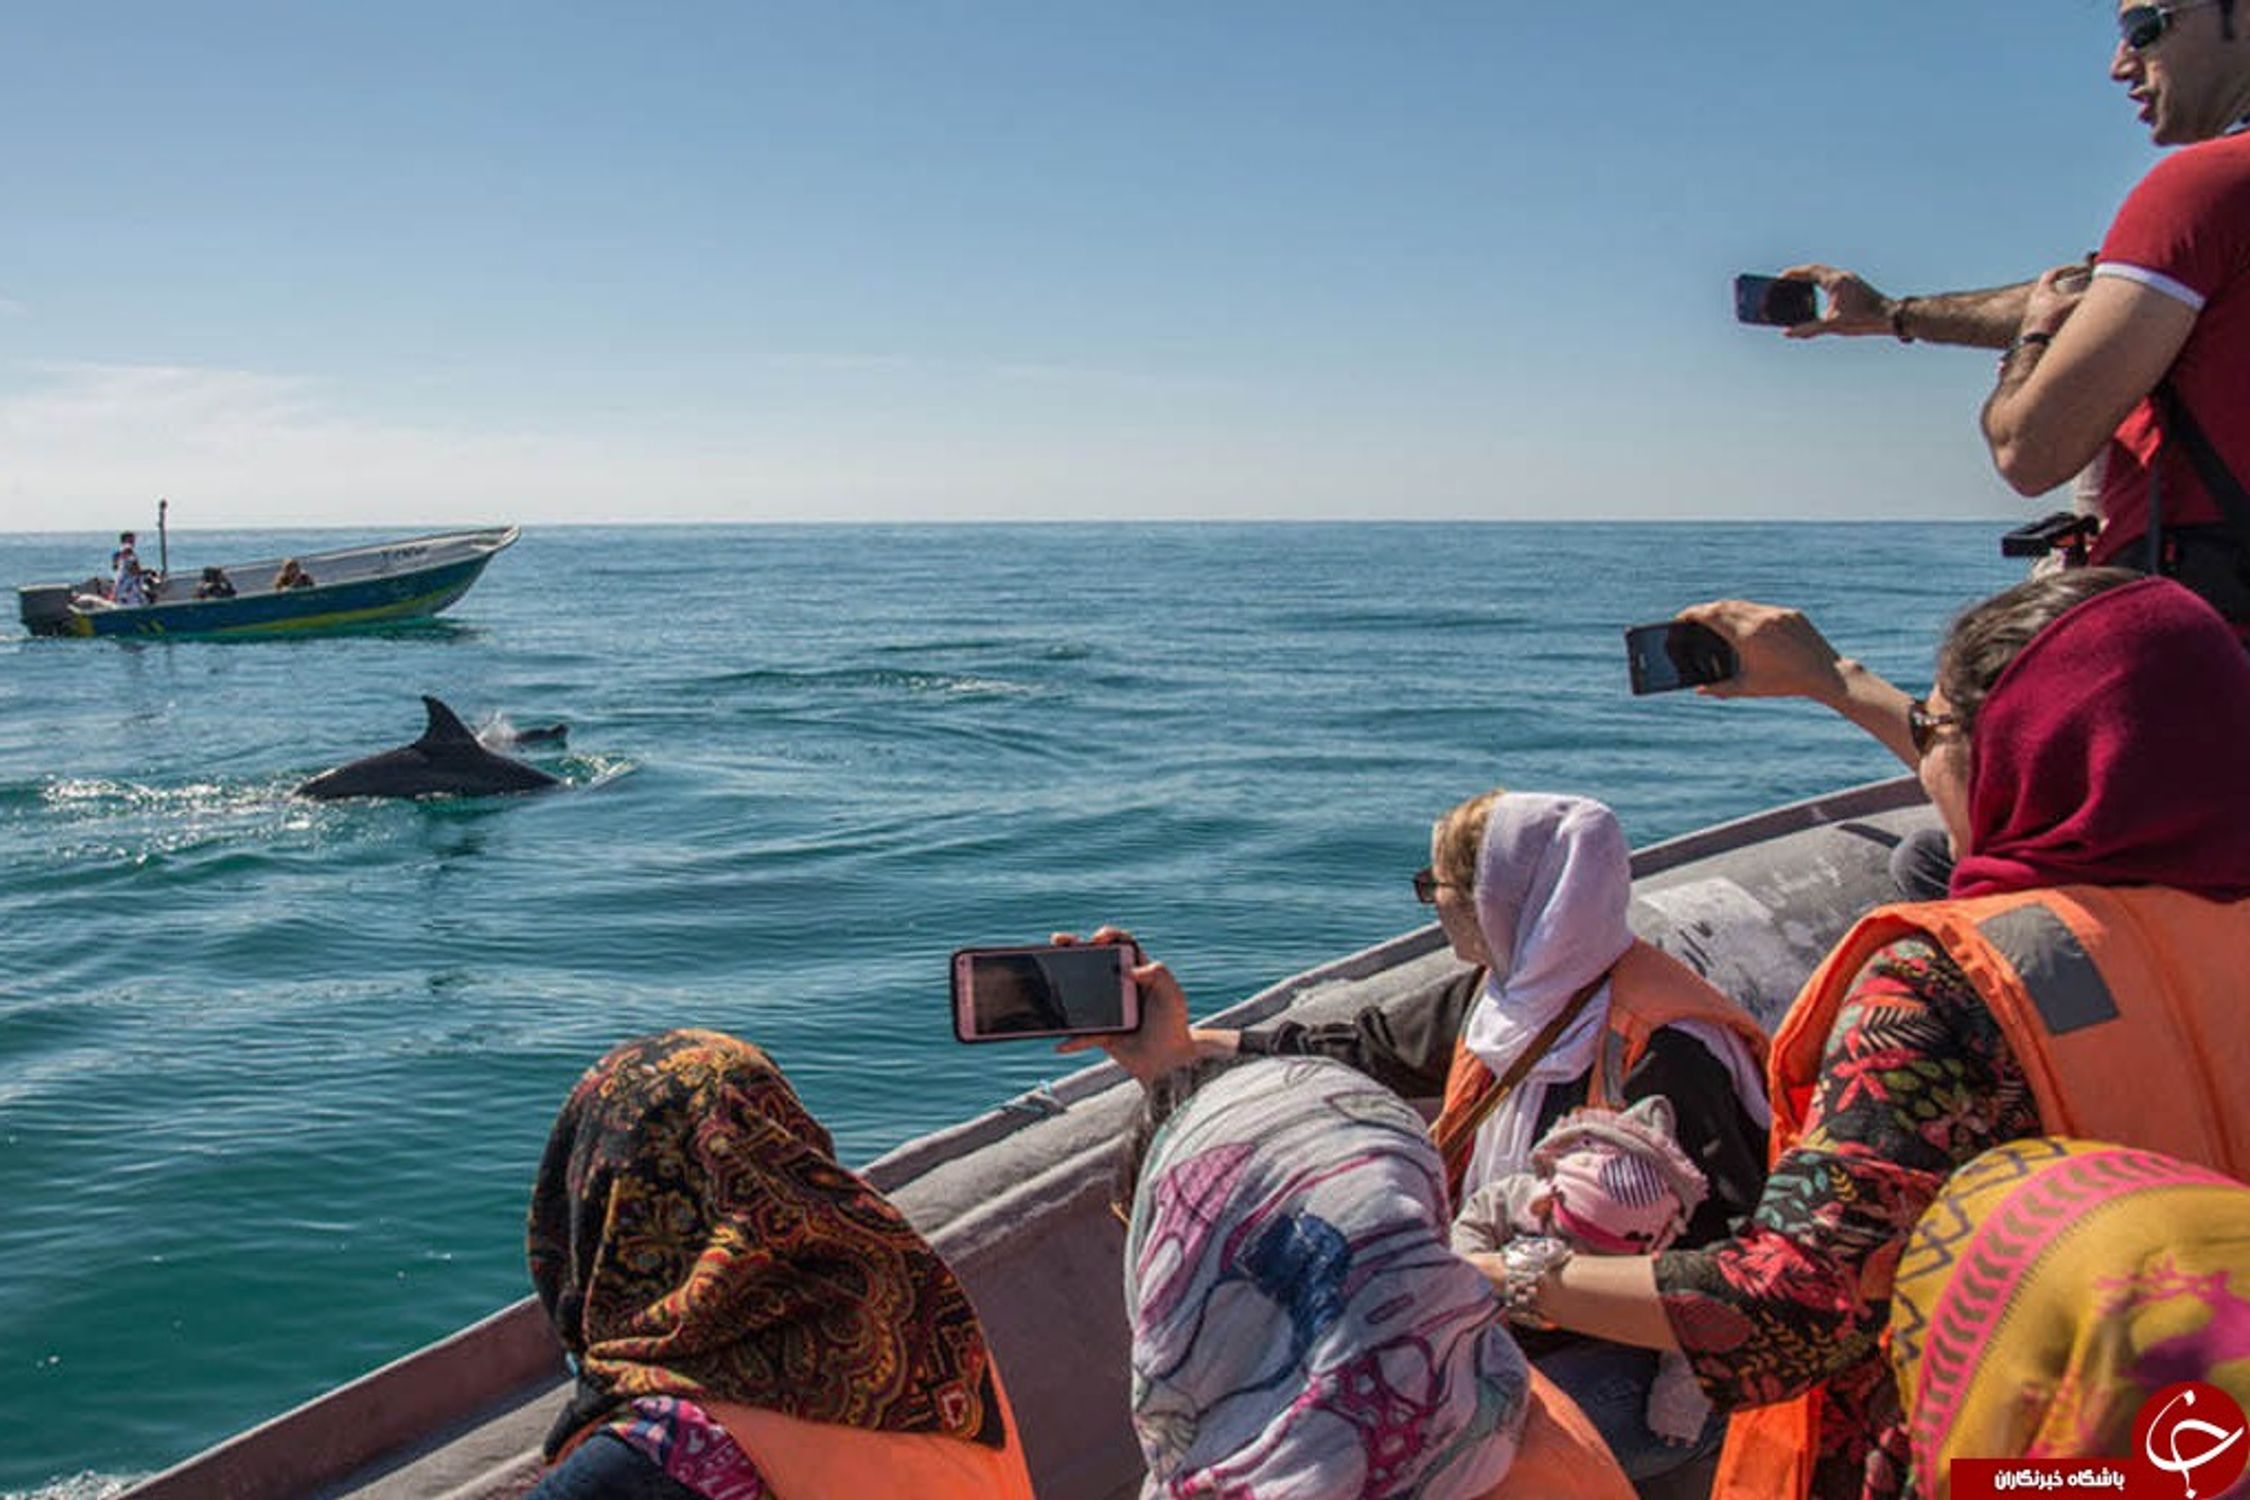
1733 273 1818 327
1625 620 1738 695
951 941 1143 1043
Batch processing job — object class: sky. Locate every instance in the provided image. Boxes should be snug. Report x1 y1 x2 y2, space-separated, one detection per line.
0 2 2162 531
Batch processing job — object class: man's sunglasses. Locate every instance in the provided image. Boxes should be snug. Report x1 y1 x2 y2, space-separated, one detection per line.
2121 0 2218 52
1907 698 1961 758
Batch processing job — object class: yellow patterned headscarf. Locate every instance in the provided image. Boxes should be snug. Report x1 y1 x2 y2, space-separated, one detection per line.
526 1029 1005 1455
1890 1137 2250 1489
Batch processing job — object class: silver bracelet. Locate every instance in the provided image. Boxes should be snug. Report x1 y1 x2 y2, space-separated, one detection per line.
1497 1235 1572 1329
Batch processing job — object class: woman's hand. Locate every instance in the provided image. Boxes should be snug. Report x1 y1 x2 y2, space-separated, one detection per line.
1675 600 1852 706
1674 600 1919 767
1052 926 1225 1087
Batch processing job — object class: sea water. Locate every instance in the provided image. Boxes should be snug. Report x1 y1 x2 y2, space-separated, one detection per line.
0 522 2021 1496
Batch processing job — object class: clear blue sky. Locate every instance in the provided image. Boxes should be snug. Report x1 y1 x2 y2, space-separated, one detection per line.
0 2 2154 530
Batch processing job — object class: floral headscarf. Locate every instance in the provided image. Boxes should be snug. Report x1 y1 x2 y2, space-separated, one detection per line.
526 1029 1005 1456
1127 1056 1531 1498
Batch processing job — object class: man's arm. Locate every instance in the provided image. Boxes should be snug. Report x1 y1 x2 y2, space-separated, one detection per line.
1779 262 2041 349
1983 267 2197 495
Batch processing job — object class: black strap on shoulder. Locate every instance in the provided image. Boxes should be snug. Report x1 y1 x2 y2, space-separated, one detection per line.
2155 381 2250 560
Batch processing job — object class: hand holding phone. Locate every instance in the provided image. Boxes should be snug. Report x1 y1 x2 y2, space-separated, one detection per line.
1625 619 1739 695
1734 273 1819 327
952 939 1143 1043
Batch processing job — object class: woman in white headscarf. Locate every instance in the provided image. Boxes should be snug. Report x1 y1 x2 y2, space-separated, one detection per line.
1422 791 1769 1212
1409 791 1771 1485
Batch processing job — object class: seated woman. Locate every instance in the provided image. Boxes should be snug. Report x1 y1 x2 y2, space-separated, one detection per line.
1477 572 2250 1500
272 558 314 590
194 567 236 600
1073 790 1773 1484
1121 1050 1634 1498
523 1028 1034 1500
1890 1136 2250 1491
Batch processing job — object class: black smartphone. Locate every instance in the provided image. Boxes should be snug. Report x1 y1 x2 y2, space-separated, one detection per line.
951 941 1143 1042
1733 273 1818 327
1625 620 1738 695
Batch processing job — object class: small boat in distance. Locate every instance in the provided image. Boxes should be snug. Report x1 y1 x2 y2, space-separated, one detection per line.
15 526 520 639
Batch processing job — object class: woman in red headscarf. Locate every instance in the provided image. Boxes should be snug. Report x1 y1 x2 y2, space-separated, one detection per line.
1462 571 2250 1500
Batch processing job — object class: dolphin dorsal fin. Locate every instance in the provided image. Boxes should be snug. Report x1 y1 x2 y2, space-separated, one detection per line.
417 696 478 748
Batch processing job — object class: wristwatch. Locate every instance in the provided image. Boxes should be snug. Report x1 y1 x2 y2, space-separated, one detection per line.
1497 1235 1573 1330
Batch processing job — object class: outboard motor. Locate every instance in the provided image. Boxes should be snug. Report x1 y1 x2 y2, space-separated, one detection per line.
17 585 78 637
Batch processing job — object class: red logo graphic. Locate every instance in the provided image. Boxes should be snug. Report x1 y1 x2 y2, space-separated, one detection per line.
2134 1382 2249 1499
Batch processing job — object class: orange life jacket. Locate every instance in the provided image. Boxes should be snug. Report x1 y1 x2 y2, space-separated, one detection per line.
1433 937 1770 1204
1478 1366 1637 1499
1711 884 2250 1500
708 1363 1036 1500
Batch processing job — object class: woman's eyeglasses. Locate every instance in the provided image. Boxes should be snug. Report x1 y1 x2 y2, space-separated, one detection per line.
1412 866 1465 904
1908 698 1962 758
2120 0 2216 52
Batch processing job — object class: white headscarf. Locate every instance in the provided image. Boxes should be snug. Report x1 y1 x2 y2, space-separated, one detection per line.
1458 793 1637 1194
1457 793 1768 1196
1127 1057 1531 1498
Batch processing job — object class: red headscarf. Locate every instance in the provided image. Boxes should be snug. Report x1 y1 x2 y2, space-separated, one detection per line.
1952 577 2250 901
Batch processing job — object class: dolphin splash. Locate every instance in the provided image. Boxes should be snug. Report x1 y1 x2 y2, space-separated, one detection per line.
297 697 562 801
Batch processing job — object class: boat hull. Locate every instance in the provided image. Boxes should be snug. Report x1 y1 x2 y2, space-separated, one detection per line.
17 527 517 639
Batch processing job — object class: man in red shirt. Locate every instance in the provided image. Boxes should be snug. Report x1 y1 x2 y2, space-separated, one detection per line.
1781 1 2250 625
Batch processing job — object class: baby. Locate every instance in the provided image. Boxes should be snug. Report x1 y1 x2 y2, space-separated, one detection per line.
1450 1094 1711 1447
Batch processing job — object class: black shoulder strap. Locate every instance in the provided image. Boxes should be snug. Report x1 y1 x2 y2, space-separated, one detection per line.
2154 381 2250 558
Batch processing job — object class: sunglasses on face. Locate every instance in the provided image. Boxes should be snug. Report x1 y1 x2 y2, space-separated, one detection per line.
1908 698 1962 758
1412 866 1467 904
2120 0 2217 52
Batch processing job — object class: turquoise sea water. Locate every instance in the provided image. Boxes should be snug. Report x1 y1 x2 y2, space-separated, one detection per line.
0 522 2021 1496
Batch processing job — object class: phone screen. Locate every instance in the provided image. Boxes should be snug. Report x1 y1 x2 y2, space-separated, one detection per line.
952 943 1141 1042
1733 274 1818 327
1625 620 1738 695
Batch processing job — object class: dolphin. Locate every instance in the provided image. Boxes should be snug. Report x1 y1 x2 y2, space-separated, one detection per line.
297 697 562 801
478 720 568 748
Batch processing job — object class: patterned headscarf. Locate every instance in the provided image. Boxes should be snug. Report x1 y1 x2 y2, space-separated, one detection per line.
525 1029 1006 1456
1891 1137 2250 1480
1126 1056 1532 1498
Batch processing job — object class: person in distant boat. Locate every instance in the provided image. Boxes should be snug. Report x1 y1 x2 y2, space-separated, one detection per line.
111 532 149 607
1475 571 2250 1500
1059 792 1771 1486
194 566 236 600
523 1028 1035 1500
1766 4 2250 629
272 558 314 590
1116 1052 1635 1499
